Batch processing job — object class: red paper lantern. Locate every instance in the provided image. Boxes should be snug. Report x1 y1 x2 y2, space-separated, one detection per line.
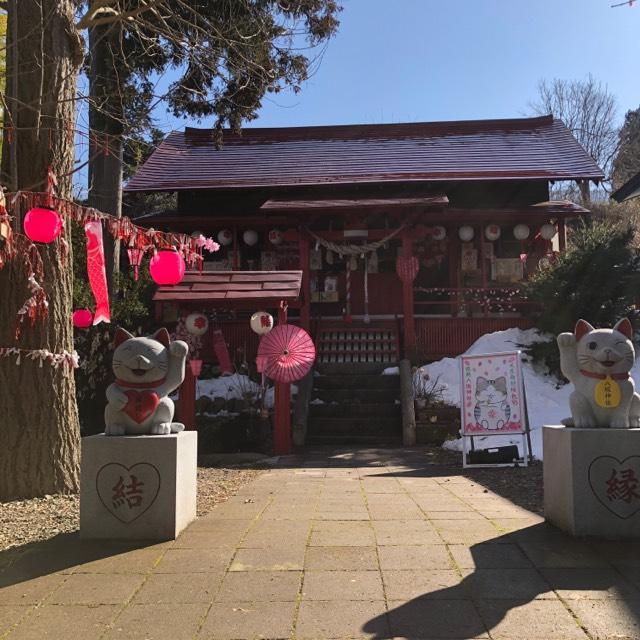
23 207 63 243
72 309 93 329
149 249 185 285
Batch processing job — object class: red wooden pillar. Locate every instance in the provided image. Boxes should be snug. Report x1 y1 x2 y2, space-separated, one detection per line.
401 232 416 353
558 219 566 252
273 303 291 454
177 365 197 430
299 231 311 331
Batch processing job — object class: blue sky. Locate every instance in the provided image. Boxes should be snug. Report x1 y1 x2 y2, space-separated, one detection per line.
153 0 640 132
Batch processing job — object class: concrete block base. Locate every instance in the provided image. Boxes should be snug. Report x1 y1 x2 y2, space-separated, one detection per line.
80 431 197 541
543 425 640 538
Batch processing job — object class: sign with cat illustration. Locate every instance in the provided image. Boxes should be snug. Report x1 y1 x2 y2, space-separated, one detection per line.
461 352 526 435
460 351 531 468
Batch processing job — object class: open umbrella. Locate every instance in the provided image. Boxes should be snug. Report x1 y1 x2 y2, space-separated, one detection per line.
257 324 316 383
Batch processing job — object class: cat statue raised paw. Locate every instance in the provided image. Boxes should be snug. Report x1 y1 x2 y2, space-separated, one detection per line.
557 319 640 429
105 328 188 436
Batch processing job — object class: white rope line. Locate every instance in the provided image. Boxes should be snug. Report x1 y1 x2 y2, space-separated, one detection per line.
304 224 406 257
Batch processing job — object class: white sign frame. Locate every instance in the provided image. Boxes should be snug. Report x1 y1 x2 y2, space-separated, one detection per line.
459 350 531 468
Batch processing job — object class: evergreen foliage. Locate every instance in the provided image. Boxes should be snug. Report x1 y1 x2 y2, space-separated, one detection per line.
613 105 640 190
521 219 640 378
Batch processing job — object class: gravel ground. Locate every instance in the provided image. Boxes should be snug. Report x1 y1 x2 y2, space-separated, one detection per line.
0 464 263 552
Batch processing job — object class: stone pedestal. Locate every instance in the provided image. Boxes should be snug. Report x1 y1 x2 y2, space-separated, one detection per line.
80 432 197 541
543 425 640 538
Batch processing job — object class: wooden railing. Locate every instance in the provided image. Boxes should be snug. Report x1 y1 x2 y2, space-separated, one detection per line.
414 286 536 317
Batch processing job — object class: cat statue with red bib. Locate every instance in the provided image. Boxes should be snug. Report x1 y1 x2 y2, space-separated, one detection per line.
557 318 640 429
105 328 188 436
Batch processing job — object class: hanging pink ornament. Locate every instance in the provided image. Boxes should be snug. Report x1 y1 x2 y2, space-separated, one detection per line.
189 359 203 377
203 237 219 252
150 249 186 285
72 309 93 329
23 207 63 243
127 247 144 281
84 221 111 324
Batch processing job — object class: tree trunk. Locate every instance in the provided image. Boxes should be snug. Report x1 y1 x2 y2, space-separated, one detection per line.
88 17 124 295
0 0 83 499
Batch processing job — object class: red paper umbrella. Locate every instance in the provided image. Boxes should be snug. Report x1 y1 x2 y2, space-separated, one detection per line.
257 324 316 383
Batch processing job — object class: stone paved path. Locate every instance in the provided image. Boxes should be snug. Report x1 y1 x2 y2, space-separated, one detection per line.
2 448 640 639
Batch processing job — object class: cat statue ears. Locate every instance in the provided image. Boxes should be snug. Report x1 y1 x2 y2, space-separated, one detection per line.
575 318 633 341
114 327 171 348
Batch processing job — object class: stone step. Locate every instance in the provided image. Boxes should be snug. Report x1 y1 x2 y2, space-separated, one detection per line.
312 388 400 403
315 363 396 376
307 417 402 435
306 434 403 446
313 375 401 390
309 403 402 418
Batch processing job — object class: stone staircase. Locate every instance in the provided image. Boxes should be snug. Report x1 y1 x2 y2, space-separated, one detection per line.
306 363 402 445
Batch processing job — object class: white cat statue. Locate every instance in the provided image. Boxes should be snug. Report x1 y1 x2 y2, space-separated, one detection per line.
105 328 189 436
557 318 640 429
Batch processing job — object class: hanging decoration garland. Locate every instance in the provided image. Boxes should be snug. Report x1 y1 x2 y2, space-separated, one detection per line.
0 347 79 375
305 225 406 258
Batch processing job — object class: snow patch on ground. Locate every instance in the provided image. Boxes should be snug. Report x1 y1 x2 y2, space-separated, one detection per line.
196 373 297 410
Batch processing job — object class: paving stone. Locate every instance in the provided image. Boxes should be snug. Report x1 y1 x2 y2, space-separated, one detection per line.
199 601 295 639
460 568 556 600
520 541 610 569
430 519 501 544
173 529 245 549
240 530 310 549
540 567 640 600
316 511 371 521
229 545 306 571
302 571 384 601
305 546 379 571
187 517 254 532
133 572 221 604
378 545 454 571
47 573 145 605
296 599 389 639
368 504 426 520
413 497 472 512
8 604 119 640
372 520 442 545
0 605 31 636
0 573 67 605
216 571 302 601
568 599 640 639
154 548 234 573
475 599 588 639
448 544 533 569
382 569 464 600
105 603 209 639
492 517 546 532
72 547 165 573
310 521 376 546
387 599 488 639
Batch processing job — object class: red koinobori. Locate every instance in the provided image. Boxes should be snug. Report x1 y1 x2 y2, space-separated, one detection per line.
84 220 111 324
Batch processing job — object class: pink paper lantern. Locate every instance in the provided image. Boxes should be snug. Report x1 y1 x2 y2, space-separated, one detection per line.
72 309 93 329
149 249 185 285
127 247 144 281
23 207 63 243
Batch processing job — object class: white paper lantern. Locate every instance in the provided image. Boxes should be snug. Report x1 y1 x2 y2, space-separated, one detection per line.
458 225 475 242
217 229 233 246
185 312 209 336
243 229 259 246
485 224 501 242
250 311 274 335
513 224 530 240
540 223 557 240
432 225 447 241
268 229 283 245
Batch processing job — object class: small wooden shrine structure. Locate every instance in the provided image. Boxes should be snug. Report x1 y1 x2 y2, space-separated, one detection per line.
128 114 603 365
